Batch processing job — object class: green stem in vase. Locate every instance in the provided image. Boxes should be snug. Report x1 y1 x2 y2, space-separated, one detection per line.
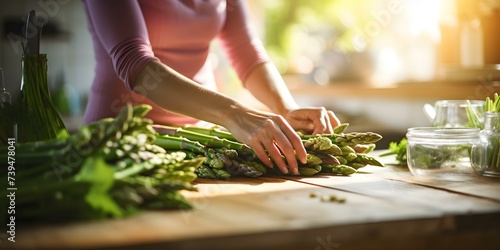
17 54 69 143
495 138 500 169
487 140 494 169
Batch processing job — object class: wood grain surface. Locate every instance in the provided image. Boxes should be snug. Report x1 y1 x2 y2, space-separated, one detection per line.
3 153 500 250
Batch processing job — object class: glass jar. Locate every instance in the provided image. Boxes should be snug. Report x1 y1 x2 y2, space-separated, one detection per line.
406 127 485 181
479 112 500 177
424 100 485 128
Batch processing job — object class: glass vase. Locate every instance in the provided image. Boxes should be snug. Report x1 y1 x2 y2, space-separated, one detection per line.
479 112 500 177
17 54 69 143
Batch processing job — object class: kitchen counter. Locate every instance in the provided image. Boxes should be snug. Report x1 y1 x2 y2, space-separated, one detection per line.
4 152 500 250
285 77 500 101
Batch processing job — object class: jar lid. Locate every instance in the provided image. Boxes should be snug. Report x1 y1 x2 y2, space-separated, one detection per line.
406 127 480 139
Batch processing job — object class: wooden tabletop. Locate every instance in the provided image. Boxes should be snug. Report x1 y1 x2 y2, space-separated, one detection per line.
3 152 500 250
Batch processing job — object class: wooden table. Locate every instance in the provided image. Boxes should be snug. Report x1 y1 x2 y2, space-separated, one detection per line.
3 152 500 250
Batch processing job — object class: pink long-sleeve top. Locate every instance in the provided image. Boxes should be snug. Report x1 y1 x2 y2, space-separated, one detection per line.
82 0 270 125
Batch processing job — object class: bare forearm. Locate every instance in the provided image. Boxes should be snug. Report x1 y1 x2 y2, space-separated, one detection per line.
244 62 299 116
132 60 307 174
133 60 246 127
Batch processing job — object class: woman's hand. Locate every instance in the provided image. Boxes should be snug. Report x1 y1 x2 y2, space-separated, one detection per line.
283 108 341 135
242 63 340 136
223 106 307 175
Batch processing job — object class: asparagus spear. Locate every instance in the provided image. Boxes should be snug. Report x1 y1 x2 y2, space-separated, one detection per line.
153 125 253 153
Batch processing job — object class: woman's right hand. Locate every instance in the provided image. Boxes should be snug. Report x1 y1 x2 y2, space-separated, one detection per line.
133 62 306 174
222 105 307 175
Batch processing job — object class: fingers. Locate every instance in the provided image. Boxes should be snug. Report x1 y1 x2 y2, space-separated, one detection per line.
225 108 320 175
311 108 331 135
270 118 306 175
291 119 315 133
247 116 305 175
286 108 341 135
251 143 273 170
327 110 341 129
263 139 291 174
277 117 307 166
253 141 295 175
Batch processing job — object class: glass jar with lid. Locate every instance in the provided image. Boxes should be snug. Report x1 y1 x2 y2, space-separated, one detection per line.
406 127 485 181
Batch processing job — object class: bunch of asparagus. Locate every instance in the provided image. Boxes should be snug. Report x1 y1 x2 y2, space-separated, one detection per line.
153 123 384 179
0 104 203 223
16 54 69 143
154 127 264 179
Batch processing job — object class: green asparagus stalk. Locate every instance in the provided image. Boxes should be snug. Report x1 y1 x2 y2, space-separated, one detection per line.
299 131 382 147
182 125 236 140
154 134 267 178
195 165 218 179
322 164 357 175
333 123 350 134
304 153 323 167
303 136 342 155
229 158 267 177
153 125 253 152
298 165 322 176
351 153 385 168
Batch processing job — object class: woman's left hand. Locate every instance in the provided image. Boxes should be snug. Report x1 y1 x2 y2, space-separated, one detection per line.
283 107 341 135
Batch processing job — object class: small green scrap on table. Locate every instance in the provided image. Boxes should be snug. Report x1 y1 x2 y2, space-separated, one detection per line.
379 138 408 166
309 192 346 204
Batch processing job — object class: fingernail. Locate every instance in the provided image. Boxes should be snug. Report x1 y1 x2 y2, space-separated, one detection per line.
282 168 289 174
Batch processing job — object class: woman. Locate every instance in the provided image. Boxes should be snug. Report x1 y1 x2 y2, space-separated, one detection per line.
82 0 340 175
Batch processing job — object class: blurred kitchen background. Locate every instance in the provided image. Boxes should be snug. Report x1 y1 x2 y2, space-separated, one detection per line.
1 0 499 148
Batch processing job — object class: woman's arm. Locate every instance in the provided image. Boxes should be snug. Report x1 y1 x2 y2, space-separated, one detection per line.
134 61 306 175
83 0 158 89
83 0 306 174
